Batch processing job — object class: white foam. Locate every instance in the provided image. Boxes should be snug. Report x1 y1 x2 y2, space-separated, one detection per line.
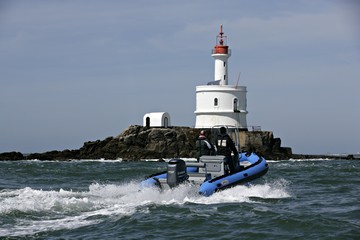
190 179 291 205
70 159 124 163
267 158 333 163
0 187 92 214
289 158 332 161
0 179 291 237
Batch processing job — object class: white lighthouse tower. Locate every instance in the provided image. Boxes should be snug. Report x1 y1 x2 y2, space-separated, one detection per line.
195 25 248 129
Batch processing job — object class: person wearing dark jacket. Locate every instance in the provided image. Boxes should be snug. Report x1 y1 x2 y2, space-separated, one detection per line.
215 127 239 174
196 130 215 161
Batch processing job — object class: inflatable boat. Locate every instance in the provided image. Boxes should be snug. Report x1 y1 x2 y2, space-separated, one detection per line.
141 152 269 196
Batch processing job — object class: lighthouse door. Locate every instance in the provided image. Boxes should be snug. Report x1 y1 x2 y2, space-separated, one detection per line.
146 117 150 128
164 117 169 128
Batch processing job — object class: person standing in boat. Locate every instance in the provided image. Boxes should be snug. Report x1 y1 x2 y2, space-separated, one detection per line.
215 127 239 174
196 130 216 161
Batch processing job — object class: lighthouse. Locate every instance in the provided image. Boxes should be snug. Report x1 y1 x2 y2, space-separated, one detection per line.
212 24 231 86
195 25 248 129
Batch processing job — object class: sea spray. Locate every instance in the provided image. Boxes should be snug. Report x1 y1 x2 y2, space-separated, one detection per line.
0 160 358 239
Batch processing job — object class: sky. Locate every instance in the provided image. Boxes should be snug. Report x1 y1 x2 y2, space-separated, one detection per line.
0 0 359 155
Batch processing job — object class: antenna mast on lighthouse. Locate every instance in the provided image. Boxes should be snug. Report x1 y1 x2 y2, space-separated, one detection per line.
212 24 231 85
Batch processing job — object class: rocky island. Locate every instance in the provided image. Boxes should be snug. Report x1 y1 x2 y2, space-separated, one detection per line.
2 125 358 161
0 125 293 161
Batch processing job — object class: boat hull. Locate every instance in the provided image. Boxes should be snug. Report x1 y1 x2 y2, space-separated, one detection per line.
199 152 268 196
140 152 269 196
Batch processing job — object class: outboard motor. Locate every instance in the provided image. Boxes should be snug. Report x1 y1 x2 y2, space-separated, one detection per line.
167 159 188 188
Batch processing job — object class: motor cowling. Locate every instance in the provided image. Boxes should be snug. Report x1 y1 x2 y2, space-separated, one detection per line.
167 159 188 188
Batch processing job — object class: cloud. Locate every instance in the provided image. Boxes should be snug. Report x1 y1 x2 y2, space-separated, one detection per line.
233 8 356 49
0 0 359 153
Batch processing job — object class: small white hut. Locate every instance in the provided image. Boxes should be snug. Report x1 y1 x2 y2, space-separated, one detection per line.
143 112 171 128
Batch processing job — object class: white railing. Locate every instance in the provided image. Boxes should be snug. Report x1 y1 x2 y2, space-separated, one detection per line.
247 126 262 131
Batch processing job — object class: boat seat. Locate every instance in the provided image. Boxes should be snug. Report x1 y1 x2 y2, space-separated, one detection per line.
199 155 226 178
187 172 209 184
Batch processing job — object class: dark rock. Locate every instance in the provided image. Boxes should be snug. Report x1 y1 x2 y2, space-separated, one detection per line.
76 125 291 160
0 151 24 160
78 136 114 159
26 149 80 160
239 131 292 160
291 153 359 160
0 125 294 161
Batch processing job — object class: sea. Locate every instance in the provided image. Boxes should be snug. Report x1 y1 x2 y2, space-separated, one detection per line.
0 158 359 239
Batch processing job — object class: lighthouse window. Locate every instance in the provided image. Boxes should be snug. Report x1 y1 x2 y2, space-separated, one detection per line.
214 98 218 106
224 62 226 67
233 98 239 112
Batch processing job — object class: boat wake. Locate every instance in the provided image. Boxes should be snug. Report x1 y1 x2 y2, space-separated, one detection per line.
0 179 290 237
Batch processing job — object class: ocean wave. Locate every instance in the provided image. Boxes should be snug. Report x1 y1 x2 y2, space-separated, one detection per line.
0 178 291 237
